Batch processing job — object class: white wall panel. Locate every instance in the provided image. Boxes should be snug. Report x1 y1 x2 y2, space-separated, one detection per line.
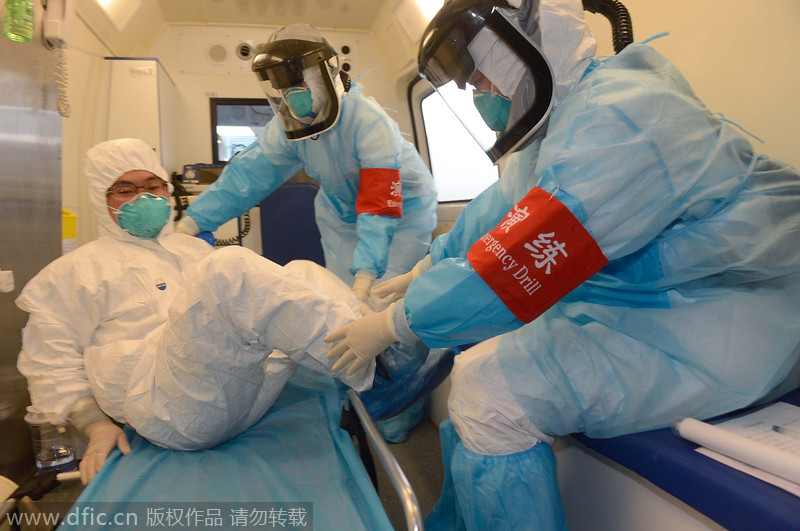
106 58 178 173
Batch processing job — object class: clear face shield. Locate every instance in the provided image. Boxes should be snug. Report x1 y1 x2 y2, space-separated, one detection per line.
253 40 342 140
419 4 554 164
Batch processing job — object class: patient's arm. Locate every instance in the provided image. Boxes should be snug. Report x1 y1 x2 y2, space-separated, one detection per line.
79 418 131 485
70 396 131 485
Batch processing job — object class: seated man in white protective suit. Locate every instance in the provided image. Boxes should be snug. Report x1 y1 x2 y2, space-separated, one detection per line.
16 138 396 485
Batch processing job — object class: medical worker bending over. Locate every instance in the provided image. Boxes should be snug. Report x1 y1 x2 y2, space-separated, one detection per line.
176 23 438 304
17 138 380 485
326 0 800 528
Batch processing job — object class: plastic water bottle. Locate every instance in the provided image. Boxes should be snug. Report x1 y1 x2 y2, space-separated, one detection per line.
3 0 34 43
27 418 78 473
36 444 77 473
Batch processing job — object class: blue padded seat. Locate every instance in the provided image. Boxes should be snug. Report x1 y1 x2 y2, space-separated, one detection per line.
258 181 325 266
573 387 800 531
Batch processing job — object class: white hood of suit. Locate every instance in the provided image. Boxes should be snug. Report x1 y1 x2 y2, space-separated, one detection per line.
83 138 175 241
517 0 597 106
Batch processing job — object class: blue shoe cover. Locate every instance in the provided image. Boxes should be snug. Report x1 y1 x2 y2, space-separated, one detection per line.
423 419 462 531
425 419 567 531
375 398 426 443
360 342 455 420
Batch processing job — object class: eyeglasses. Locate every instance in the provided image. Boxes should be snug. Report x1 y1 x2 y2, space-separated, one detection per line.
107 178 168 199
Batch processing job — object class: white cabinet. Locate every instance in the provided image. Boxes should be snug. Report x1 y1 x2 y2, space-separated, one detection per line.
106 58 178 174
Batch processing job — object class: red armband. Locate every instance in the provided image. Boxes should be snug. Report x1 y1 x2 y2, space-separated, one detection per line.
467 187 607 323
356 168 402 217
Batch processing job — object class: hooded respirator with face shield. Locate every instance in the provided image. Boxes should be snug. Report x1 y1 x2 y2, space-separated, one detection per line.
252 24 347 141
418 0 555 164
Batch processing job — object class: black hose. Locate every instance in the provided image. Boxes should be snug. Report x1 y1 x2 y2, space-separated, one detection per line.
582 0 634 53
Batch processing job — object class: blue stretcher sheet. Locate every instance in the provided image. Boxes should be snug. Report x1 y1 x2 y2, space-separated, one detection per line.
574 387 800 531
58 368 393 531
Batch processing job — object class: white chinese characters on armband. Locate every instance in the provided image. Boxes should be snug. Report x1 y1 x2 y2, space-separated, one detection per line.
466 187 607 322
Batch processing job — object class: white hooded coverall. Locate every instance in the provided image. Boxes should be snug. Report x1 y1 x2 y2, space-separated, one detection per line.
17 138 372 451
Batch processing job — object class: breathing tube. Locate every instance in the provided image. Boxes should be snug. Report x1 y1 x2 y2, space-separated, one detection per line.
582 0 634 53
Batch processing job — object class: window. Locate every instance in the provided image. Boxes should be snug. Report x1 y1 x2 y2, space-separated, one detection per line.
210 98 274 164
410 78 499 202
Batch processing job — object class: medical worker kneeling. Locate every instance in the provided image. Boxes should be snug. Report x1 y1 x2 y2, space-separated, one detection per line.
325 0 800 529
16 138 380 485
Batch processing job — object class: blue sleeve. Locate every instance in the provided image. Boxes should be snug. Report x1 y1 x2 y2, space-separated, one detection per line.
353 213 400 277
187 122 303 232
406 153 526 347
349 94 404 276
405 175 523 348
429 179 511 264
404 257 523 348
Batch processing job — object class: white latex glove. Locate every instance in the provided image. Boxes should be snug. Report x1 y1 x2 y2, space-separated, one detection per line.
325 305 400 375
352 271 377 304
79 419 131 485
372 255 432 303
175 216 200 236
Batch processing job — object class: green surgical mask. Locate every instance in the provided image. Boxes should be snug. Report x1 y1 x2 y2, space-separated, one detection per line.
112 193 170 239
283 86 314 118
472 89 511 132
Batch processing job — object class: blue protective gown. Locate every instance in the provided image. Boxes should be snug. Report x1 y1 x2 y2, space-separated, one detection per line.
186 82 438 282
404 43 800 438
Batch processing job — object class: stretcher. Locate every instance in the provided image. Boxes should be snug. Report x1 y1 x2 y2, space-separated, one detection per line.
55 368 422 531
